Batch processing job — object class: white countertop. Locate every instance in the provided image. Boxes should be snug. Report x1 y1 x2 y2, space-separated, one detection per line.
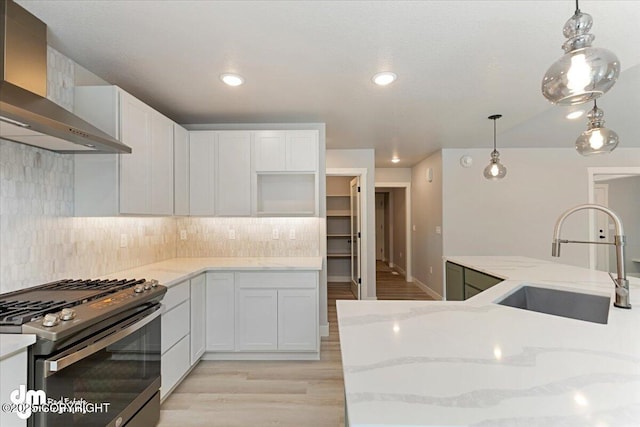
99 256 323 288
337 256 640 427
0 257 322 354
0 335 36 360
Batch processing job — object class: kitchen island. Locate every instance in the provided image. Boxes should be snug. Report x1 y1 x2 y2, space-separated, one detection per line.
337 256 640 426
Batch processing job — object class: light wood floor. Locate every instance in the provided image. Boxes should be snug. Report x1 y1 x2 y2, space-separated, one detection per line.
157 265 431 426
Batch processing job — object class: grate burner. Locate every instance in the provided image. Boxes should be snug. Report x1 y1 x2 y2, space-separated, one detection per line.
0 278 147 327
39 278 145 291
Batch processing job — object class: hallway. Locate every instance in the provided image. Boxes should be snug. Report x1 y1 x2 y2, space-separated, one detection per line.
375 260 434 301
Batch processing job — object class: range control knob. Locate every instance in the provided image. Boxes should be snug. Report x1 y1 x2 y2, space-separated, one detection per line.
150 279 159 288
134 285 144 294
60 308 76 321
143 283 151 291
42 313 60 327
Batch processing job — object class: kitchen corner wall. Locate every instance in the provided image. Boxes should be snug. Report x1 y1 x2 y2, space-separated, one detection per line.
0 140 177 293
0 139 319 293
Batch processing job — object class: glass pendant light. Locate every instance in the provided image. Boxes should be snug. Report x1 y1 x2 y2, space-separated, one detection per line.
575 100 619 155
483 114 507 180
541 0 620 105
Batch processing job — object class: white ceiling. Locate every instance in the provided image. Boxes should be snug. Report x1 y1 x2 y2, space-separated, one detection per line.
16 0 640 167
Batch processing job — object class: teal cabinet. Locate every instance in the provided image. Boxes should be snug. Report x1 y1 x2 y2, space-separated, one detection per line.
445 261 503 301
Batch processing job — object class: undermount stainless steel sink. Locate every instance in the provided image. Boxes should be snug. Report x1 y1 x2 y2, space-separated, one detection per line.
496 285 611 324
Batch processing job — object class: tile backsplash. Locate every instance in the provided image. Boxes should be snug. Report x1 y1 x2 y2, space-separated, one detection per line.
176 217 320 258
0 140 320 293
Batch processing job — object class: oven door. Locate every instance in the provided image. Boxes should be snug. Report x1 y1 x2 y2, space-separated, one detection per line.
32 306 161 427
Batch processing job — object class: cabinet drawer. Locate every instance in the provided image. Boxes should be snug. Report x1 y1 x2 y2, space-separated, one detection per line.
161 300 190 354
235 271 317 288
464 269 502 291
163 280 190 312
161 334 190 400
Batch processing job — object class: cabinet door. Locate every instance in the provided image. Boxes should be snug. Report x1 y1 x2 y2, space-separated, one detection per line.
119 91 152 214
236 288 278 351
150 112 174 215
286 131 318 172
189 131 216 215
278 289 318 351
216 131 251 216
445 262 464 301
254 131 286 171
205 272 235 351
173 124 190 215
190 274 206 364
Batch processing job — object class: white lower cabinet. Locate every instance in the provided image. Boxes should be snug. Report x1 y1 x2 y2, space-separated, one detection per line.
160 280 190 400
236 289 278 351
0 347 29 427
161 335 190 400
205 270 319 357
205 272 235 351
161 270 319 399
278 289 318 351
190 274 206 364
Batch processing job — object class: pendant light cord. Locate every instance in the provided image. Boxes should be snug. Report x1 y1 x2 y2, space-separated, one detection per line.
493 119 497 151
575 0 580 13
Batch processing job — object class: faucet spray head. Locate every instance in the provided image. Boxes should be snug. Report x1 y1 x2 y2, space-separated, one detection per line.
552 239 561 257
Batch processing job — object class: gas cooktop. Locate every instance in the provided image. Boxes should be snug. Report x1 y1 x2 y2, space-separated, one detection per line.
0 278 166 340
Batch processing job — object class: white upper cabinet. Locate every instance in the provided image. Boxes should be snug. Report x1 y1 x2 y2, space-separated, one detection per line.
189 131 216 216
73 85 175 216
215 131 251 216
119 91 152 214
173 124 190 216
254 130 318 172
286 131 318 172
254 131 286 171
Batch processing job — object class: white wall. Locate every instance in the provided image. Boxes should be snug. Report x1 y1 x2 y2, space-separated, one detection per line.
376 168 412 183
607 176 640 277
411 151 443 297
326 149 376 299
391 188 406 272
442 148 640 269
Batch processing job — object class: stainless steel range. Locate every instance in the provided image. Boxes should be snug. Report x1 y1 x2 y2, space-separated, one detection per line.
0 278 167 427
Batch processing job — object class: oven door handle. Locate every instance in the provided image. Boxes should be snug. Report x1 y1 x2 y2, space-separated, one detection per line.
43 309 161 377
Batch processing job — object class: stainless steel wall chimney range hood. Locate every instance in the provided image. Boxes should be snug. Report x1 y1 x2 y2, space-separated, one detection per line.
0 0 131 154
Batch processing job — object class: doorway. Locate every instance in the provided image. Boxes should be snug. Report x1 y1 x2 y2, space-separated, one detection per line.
588 167 640 278
326 172 367 299
375 183 412 281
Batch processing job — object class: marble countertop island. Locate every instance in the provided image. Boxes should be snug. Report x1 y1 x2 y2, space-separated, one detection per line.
337 256 640 426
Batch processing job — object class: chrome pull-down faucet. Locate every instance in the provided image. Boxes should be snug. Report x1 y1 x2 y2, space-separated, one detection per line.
552 204 631 309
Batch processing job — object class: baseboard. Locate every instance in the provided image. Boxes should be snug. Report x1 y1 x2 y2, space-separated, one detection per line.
328 275 351 283
320 323 329 337
202 351 320 361
412 277 443 300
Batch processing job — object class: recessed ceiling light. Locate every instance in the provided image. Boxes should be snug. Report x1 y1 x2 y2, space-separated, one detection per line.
373 72 397 86
220 73 245 86
566 110 585 120
391 157 400 163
